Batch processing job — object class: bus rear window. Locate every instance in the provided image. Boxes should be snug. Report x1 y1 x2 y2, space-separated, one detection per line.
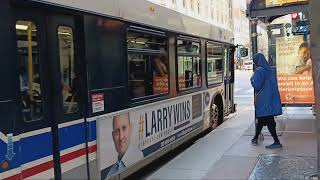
16 20 43 122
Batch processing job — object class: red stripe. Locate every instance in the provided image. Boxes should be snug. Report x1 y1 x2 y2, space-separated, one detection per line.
88 144 97 153
60 147 86 163
4 174 21 180
3 145 97 180
60 144 97 163
22 160 54 179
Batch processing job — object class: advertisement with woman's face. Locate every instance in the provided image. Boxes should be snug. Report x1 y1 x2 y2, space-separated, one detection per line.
275 35 314 104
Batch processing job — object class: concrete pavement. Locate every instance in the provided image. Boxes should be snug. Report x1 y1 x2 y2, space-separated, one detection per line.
146 105 316 180
144 70 316 180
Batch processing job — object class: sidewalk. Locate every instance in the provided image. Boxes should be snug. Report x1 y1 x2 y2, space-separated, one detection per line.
146 100 316 180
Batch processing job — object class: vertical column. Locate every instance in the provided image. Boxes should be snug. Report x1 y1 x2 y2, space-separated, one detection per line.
309 0 320 178
250 18 258 61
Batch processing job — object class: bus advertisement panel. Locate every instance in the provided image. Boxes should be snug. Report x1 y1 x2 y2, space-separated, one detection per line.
275 35 314 104
265 0 308 7
97 94 203 180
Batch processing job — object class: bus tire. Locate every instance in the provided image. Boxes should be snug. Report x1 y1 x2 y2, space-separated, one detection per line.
210 96 223 130
210 103 219 130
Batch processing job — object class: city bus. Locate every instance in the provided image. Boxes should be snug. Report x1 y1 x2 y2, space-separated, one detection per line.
0 0 235 179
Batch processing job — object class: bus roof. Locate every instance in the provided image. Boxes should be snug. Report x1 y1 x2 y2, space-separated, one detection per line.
35 0 234 43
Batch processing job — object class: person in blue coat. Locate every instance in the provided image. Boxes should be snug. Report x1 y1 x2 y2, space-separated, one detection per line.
250 53 283 149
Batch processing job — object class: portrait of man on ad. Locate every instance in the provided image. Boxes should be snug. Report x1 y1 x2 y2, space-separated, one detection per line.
105 112 143 179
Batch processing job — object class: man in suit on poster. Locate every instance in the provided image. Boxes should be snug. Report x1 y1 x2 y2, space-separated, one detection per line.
106 112 143 179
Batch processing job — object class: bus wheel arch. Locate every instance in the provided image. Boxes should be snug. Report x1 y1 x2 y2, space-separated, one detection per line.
210 94 224 130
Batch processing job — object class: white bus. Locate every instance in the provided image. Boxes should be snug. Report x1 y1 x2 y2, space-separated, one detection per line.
0 0 236 179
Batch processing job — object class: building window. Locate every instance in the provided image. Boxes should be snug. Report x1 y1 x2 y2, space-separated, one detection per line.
206 42 223 85
177 39 201 90
16 20 43 122
127 30 169 99
211 8 214 20
191 0 195 11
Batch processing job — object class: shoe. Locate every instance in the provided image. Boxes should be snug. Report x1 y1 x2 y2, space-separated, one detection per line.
265 142 282 149
251 138 258 145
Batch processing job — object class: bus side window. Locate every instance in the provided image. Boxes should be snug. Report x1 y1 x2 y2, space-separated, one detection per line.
16 20 43 122
57 26 79 115
206 42 223 85
127 30 169 99
177 39 201 91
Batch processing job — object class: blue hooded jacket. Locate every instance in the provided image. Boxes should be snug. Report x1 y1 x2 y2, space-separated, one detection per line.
251 53 282 117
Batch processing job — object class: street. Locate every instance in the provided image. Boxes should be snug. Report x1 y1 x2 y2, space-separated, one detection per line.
234 70 254 98
234 70 254 109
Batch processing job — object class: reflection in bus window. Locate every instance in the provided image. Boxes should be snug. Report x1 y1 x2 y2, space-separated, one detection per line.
57 26 78 114
128 54 169 99
127 30 168 99
177 40 201 90
16 20 43 122
207 43 223 85
127 31 167 51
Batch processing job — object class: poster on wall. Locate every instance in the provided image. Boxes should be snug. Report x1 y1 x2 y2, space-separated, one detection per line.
98 94 203 180
265 0 308 7
276 35 314 104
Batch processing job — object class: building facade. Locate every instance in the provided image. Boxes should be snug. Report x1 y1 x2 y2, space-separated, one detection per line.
233 0 250 48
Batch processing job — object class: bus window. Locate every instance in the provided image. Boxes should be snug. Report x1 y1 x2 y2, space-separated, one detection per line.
177 39 201 90
16 20 43 122
206 42 223 85
127 30 168 99
57 26 78 114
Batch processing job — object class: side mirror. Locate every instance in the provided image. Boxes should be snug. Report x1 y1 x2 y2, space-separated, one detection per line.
240 48 248 57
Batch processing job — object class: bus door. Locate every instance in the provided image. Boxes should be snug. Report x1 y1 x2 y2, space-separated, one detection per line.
14 7 88 180
229 47 235 113
223 48 230 114
223 47 235 114
46 14 89 180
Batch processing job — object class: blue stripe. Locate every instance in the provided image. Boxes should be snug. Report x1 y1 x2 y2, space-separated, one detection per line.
87 121 97 142
20 132 53 165
0 140 20 173
59 121 86 151
0 120 97 173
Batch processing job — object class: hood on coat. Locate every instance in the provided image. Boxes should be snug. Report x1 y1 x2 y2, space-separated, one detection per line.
253 53 271 71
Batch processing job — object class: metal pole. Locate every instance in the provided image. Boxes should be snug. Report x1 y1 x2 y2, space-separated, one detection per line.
250 19 258 60
27 22 33 102
250 18 261 139
309 0 320 177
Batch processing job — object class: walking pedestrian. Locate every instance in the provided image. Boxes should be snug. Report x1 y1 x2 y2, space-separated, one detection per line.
250 53 283 149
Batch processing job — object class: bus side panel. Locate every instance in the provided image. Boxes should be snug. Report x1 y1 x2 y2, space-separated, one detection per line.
83 14 128 179
0 1 23 179
84 15 128 115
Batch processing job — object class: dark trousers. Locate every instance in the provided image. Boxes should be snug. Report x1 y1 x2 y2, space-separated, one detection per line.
254 116 280 143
